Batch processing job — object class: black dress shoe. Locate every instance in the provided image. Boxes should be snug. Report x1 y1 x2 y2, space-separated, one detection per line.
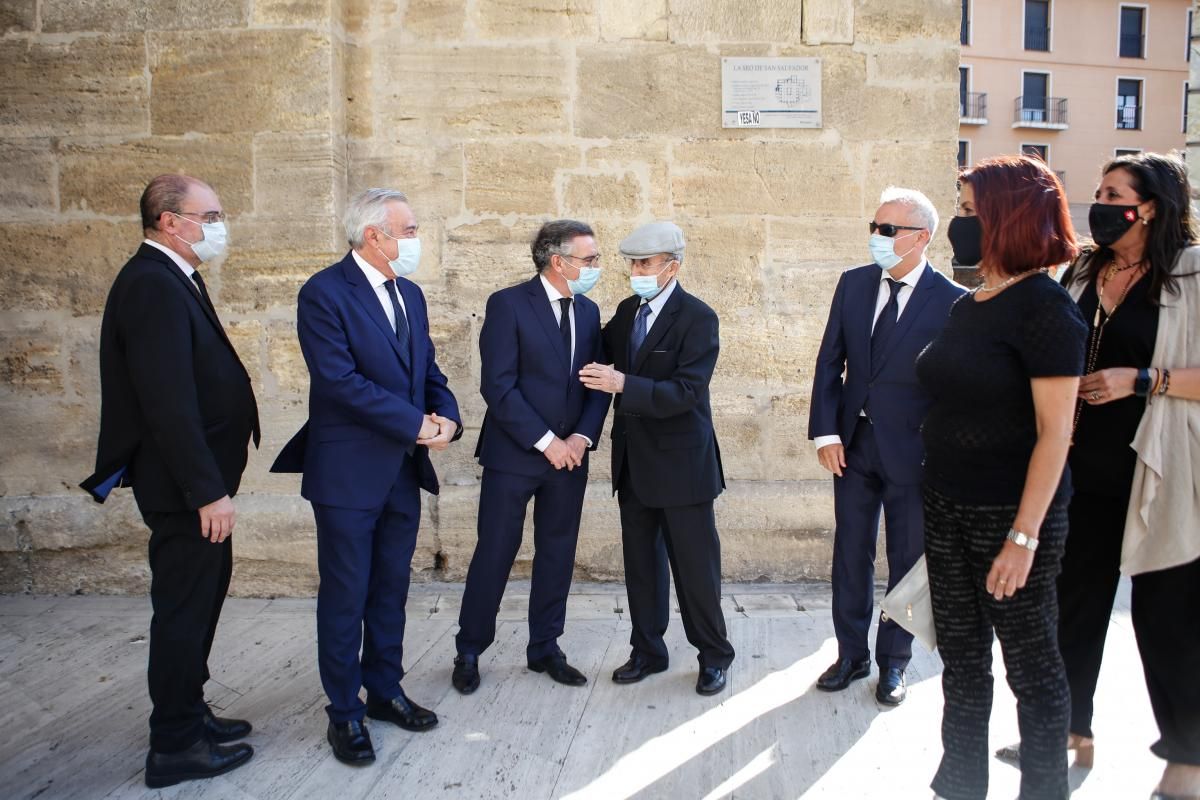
612 653 669 684
816 657 871 692
204 707 252 743
366 689 438 732
327 720 375 765
453 653 481 694
145 738 254 788
696 667 727 696
528 654 587 686
876 667 907 706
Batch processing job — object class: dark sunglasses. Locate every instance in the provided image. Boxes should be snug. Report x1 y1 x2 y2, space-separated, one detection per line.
869 222 923 237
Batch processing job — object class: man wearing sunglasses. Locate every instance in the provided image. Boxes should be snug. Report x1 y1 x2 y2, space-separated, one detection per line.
808 188 964 706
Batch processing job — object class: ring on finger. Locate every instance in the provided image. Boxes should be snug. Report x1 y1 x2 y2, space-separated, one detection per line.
1090 390 1100 401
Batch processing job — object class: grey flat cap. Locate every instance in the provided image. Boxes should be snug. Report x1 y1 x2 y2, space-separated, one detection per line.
618 221 686 258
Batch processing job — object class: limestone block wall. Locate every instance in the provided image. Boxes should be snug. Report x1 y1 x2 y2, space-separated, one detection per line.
0 0 961 596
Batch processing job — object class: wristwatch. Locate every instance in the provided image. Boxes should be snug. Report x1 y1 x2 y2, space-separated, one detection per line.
1006 529 1039 552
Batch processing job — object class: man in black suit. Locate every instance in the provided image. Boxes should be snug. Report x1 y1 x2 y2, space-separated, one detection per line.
82 174 259 788
580 221 735 696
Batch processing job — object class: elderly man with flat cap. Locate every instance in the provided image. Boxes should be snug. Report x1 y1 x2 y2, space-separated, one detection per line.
580 221 735 696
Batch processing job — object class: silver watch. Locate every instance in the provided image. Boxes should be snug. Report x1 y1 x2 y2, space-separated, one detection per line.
1006 529 1039 552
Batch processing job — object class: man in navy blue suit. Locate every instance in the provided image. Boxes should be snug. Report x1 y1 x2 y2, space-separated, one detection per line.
271 188 462 765
451 220 612 693
809 188 964 706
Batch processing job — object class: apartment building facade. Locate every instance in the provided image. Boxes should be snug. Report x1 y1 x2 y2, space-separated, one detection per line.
960 0 1191 212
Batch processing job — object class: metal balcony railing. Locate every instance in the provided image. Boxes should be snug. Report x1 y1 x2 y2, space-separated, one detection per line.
1025 25 1050 51
1120 32 1145 58
960 92 988 121
1014 96 1069 127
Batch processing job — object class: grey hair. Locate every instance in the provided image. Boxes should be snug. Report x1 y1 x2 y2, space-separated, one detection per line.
879 186 939 238
531 219 595 273
344 188 409 247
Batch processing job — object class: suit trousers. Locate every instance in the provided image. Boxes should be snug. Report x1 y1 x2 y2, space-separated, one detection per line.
144 509 233 753
456 464 588 661
618 468 735 670
831 417 924 669
312 466 420 723
924 486 1070 800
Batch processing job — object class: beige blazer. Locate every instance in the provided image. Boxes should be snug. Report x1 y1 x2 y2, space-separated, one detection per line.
1066 246 1200 575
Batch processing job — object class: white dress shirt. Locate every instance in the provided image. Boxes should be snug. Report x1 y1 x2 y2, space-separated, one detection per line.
351 249 408 332
813 261 927 450
532 274 591 452
143 238 201 290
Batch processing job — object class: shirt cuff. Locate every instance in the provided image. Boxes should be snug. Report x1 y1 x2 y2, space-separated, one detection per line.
570 433 593 447
813 435 842 449
533 430 555 452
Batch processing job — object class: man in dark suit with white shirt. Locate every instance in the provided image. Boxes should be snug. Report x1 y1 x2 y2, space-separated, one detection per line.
808 187 964 706
451 220 612 694
580 221 735 696
82 174 259 788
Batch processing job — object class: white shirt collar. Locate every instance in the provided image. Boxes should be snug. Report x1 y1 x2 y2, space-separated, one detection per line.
643 277 679 313
538 272 569 303
884 260 927 289
351 248 392 289
143 238 196 279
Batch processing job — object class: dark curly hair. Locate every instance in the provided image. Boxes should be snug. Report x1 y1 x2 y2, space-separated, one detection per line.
530 220 594 273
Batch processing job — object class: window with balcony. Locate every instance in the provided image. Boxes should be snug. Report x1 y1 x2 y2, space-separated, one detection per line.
958 141 970 169
959 67 987 123
961 0 971 45
1015 72 1068 128
1025 0 1051 51
1117 78 1143 130
1120 5 1146 58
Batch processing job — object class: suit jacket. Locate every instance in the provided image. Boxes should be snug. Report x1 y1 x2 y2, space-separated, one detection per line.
602 282 725 508
81 243 260 512
474 276 611 478
270 251 461 509
808 263 964 484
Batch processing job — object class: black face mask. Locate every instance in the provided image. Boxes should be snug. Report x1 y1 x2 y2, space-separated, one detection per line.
947 215 982 266
1088 202 1141 246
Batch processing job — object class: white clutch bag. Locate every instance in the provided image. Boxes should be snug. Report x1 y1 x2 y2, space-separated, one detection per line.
880 555 937 651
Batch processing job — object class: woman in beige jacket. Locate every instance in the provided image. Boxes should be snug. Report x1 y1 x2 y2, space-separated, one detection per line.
999 152 1200 800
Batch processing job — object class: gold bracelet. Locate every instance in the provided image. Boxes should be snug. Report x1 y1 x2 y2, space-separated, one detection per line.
1159 369 1171 396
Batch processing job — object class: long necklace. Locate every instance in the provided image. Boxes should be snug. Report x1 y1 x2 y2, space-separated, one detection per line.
974 267 1048 294
1073 259 1146 433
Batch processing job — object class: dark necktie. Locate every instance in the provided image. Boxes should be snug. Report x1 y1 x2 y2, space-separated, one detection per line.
190 271 217 316
558 297 572 366
384 279 411 366
629 303 651 363
870 278 903 374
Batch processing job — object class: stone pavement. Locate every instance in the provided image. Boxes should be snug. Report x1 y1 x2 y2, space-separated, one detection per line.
0 582 1161 799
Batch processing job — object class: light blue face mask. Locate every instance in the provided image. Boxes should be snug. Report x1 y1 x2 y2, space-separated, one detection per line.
868 231 917 271
629 260 674 300
558 256 601 295
376 231 421 277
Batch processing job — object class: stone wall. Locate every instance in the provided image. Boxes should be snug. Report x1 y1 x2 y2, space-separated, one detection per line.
0 0 961 596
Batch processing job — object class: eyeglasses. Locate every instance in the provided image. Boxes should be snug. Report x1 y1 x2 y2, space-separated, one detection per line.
559 253 603 268
869 222 923 238
177 211 227 224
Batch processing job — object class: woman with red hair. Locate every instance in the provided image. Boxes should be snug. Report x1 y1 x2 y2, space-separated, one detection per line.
915 155 1087 800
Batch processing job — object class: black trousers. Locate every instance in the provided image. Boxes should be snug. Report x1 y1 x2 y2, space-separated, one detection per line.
143 509 233 753
924 487 1070 800
618 470 735 670
1058 490 1200 764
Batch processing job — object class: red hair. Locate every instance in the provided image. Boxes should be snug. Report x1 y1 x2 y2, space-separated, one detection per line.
960 155 1078 276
